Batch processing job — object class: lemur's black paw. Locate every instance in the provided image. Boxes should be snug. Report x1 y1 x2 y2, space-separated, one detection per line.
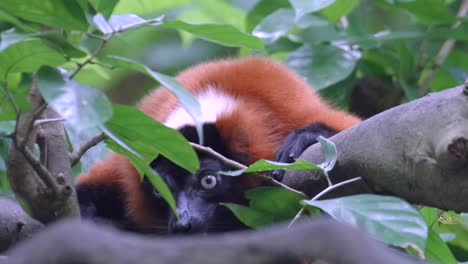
270 123 336 181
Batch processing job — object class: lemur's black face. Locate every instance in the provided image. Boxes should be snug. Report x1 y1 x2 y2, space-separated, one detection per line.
142 123 247 235
145 154 246 234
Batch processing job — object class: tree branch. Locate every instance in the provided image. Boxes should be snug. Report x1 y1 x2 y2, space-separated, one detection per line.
5 219 423 264
7 78 80 223
283 85 468 212
69 133 106 167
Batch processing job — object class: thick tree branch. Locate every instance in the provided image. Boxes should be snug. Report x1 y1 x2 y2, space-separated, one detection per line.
4 218 422 264
283 85 468 212
0 198 43 252
7 79 80 223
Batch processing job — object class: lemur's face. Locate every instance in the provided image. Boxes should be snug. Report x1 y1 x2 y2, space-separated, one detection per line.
144 154 246 234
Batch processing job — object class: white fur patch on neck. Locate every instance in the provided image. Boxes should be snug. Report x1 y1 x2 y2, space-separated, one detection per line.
163 87 237 129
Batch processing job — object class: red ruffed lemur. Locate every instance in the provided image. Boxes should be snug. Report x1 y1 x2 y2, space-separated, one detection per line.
76 57 361 234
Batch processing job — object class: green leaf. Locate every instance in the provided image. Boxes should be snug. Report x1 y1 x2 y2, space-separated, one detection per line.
0 39 66 79
303 194 428 250
41 35 87 59
113 0 191 15
37 68 112 131
0 85 31 121
286 44 360 90
298 16 339 45
321 0 360 23
106 139 177 216
103 105 199 173
89 0 119 18
142 66 205 145
163 20 265 51
0 121 15 136
419 206 441 230
440 220 468 261
252 8 295 44
246 187 303 220
424 228 457 264
317 136 337 173
289 0 335 19
104 55 204 145
246 0 292 32
220 159 321 177
142 161 177 216
0 29 42 52
376 0 455 25
221 203 275 228
0 0 88 31
195 0 245 31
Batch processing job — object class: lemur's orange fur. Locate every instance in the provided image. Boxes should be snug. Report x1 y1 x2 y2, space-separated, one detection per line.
77 57 360 226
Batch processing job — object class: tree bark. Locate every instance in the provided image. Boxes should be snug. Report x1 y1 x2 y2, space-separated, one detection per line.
283 85 468 212
3 218 423 264
0 198 43 252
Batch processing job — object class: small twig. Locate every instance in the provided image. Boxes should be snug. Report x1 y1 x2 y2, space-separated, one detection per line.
312 177 362 201
288 207 305 228
190 142 307 198
70 133 107 166
419 0 468 95
70 16 164 80
190 142 246 170
69 34 112 80
34 117 65 127
1 81 20 117
288 177 362 228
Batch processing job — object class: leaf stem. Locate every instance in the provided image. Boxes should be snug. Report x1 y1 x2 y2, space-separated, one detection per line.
311 177 362 201
190 142 307 198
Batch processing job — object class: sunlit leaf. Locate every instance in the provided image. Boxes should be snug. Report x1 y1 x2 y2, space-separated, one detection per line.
304 194 428 250
286 44 360 90
246 0 291 32
0 121 15 136
0 28 42 52
289 0 335 19
92 14 164 34
163 20 265 51
317 136 337 173
113 0 190 15
252 8 295 44
37 68 112 131
220 159 321 177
